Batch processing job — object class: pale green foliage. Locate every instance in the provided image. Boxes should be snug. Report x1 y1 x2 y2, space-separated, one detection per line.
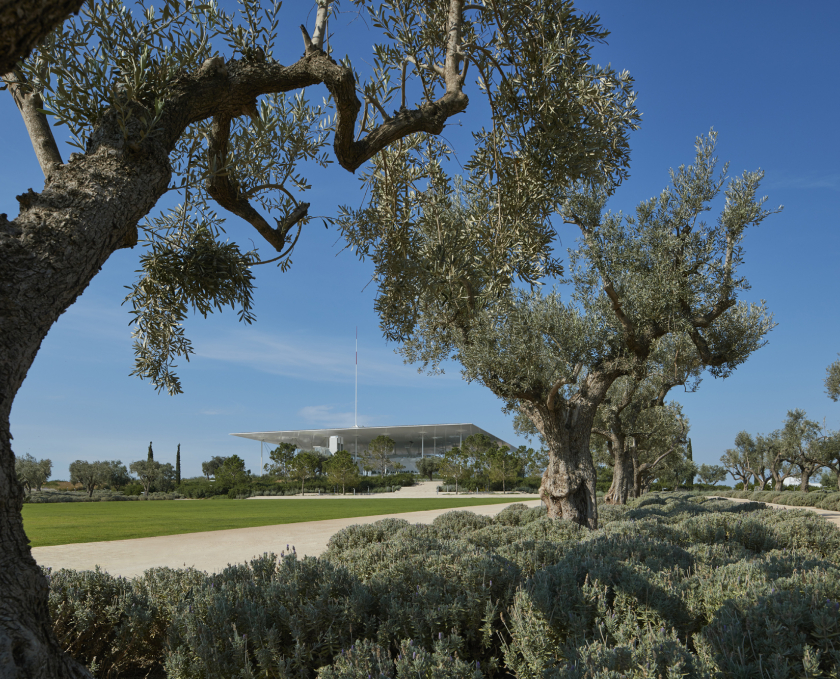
69 459 114 497
17 0 332 394
398 134 777 411
826 355 840 401
325 450 360 493
290 450 321 492
696 463 727 486
14 453 52 494
129 458 163 493
362 435 397 475
124 213 256 394
339 1 640 344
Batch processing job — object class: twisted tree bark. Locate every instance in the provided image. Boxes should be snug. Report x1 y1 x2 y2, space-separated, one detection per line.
0 0 85 76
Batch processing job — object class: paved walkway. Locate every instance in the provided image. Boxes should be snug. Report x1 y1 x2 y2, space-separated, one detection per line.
32 499 543 579
711 496 840 528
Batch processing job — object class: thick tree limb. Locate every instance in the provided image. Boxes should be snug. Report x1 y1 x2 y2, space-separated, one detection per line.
603 281 645 355
546 362 582 412
205 112 307 253
0 0 84 76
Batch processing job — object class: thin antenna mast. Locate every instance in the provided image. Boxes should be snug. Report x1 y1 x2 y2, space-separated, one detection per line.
355 327 358 428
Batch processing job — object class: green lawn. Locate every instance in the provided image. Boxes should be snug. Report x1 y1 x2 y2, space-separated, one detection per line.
22 497 528 547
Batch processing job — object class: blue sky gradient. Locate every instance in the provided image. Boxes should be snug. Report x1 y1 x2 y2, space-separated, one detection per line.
3 0 838 480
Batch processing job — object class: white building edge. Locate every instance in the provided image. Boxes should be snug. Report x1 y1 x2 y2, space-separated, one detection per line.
231 423 514 474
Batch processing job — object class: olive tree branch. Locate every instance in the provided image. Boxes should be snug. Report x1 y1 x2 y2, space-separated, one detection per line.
546 361 583 411
204 111 308 252
2 69 63 175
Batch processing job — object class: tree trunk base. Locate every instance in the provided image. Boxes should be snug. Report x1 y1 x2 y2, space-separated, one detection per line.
1 425 92 679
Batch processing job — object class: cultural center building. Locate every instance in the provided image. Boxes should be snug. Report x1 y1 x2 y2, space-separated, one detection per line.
231 423 513 474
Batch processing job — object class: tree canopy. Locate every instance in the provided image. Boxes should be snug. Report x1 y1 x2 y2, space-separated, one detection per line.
14 453 52 494
357 132 778 527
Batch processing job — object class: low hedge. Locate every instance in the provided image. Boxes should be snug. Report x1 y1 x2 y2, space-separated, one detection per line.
23 490 183 503
177 473 417 499
699 488 840 511
46 493 840 678
438 476 542 493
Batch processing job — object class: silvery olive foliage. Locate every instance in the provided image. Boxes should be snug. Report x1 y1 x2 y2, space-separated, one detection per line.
826 355 840 402
47 496 840 678
10 0 641 397
338 0 640 343
391 133 777 384
14 453 52 494
14 0 333 394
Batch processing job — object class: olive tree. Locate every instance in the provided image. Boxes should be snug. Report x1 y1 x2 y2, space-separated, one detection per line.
416 456 440 481
779 409 830 492
826 355 840 402
13 453 52 494
591 333 701 504
69 459 112 497
362 435 397 475
780 409 839 491
625 402 691 496
352 133 778 528
201 455 226 480
1 0 643 669
697 463 727 487
129 458 162 494
324 449 359 494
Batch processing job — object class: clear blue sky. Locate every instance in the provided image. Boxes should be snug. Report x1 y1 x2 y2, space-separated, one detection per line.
3 0 838 480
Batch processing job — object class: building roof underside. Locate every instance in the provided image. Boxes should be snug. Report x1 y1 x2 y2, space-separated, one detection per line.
230 423 512 456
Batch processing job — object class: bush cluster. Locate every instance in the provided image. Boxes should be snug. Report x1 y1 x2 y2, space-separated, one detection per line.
437 484 539 494
177 474 416 499
24 489 183 503
700 488 840 511
438 476 542 493
47 494 840 678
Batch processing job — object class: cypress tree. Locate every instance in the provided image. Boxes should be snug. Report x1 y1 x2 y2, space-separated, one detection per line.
176 443 181 485
147 441 154 462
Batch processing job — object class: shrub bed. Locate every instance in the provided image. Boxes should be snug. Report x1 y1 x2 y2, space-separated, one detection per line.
24 489 183 503
698 488 840 511
47 493 840 678
177 473 416 499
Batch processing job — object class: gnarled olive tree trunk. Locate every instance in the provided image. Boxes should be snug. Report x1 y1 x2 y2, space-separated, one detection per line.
524 402 600 529
0 111 171 677
604 441 634 505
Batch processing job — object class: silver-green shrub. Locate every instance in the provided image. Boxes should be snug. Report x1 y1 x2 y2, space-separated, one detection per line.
47 494 840 678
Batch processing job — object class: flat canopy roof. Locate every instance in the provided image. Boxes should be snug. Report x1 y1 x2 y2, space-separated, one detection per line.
230 423 512 455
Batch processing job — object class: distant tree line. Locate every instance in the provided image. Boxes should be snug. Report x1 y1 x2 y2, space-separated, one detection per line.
18 442 184 498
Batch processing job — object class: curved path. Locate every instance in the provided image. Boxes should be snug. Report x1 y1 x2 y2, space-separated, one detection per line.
31 498 542 579
711 495 840 527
